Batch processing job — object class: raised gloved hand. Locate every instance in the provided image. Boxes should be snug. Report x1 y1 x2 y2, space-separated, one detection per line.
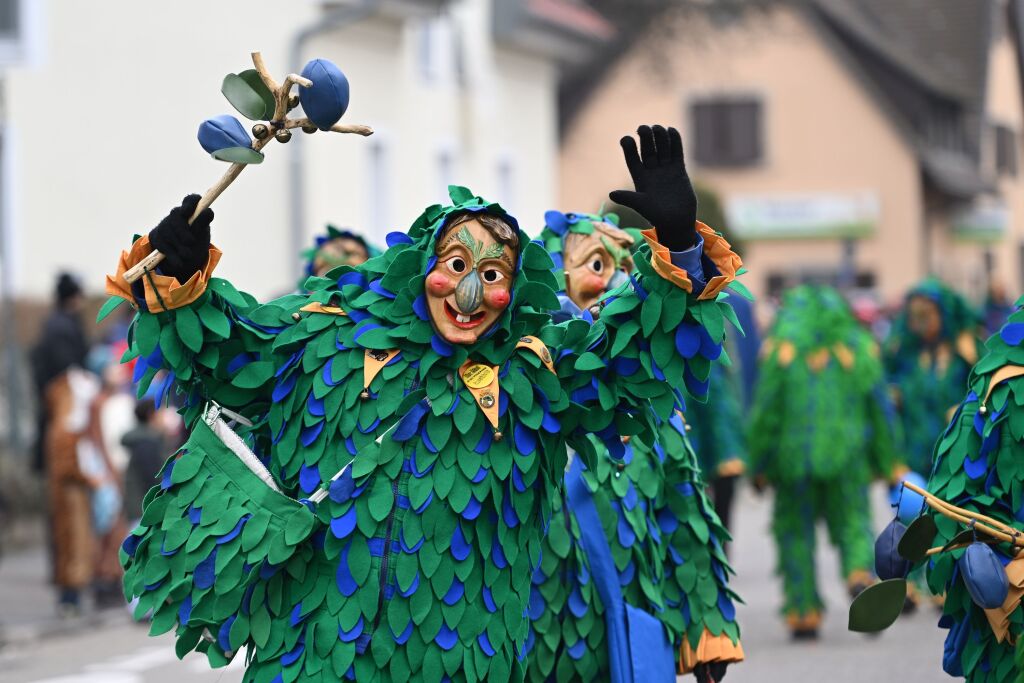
694 661 729 683
147 194 214 283
609 124 698 251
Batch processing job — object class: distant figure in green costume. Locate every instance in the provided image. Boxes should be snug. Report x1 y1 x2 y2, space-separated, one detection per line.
685 359 746 533
748 285 898 639
885 278 984 477
525 209 743 682
105 125 742 682
922 298 1024 682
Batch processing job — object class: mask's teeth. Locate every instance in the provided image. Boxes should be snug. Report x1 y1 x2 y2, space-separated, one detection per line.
456 313 470 323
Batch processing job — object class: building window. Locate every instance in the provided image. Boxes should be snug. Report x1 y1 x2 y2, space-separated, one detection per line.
690 97 763 167
995 124 1018 177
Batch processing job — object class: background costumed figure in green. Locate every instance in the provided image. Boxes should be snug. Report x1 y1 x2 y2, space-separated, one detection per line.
301 224 381 282
885 277 985 477
920 298 1024 681
105 125 742 683
525 208 743 682
684 359 747 533
747 285 898 638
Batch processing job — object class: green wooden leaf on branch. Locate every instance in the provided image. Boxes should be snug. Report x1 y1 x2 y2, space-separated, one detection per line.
237 70 276 118
97 295 127 323
222 72 272 120
848 579 907 632
898 515 938 562
211 146 264 165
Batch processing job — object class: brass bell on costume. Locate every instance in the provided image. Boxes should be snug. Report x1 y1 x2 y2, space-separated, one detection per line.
275 129 293 143
252 123 270 140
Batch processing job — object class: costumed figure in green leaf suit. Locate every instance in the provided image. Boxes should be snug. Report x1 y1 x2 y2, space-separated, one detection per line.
885 277 985 478
105 125 742 683
748 285 898 639
920 299 1024 682
524 206 744 683
301 225 380 283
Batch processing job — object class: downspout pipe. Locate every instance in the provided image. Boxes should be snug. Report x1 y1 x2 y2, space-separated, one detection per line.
287 0 378 283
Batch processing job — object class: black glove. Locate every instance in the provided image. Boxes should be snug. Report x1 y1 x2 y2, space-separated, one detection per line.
694 661 729 683
147 194 214 283
609 125 698 251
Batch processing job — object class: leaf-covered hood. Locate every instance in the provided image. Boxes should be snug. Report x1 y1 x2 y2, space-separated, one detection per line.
300 224 382 280
538 209 642 293
302 185 561 370
769 285 868 353
888 277 982 353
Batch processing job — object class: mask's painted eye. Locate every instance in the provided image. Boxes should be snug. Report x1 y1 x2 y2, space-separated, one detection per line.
447 256 468 274
589 258 604 274
482 269 505 283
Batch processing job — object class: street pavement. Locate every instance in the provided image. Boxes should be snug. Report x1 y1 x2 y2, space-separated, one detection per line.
0 483 947 683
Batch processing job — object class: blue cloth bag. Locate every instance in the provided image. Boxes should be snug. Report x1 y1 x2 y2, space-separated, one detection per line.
565 456 676 683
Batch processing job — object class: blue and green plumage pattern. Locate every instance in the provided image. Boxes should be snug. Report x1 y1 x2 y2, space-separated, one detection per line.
117 188 738 682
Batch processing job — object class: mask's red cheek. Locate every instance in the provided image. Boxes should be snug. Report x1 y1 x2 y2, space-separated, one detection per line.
581 273 608 295
427 272 453 294
486 289 510 309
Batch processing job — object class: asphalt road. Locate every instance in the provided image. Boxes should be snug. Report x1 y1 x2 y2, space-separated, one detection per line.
0 483 947 683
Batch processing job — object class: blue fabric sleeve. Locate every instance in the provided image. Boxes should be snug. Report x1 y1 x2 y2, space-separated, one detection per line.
668 235 706 293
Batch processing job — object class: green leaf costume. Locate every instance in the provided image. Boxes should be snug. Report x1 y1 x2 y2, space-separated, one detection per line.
922 298 1024 682
109 188 741 683
885 277 985 476
747 285 898 628
525 211 743 681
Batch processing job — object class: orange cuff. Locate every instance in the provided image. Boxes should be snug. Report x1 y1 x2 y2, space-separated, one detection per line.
641 222 743 301
106 235 222 312
678 629 745 674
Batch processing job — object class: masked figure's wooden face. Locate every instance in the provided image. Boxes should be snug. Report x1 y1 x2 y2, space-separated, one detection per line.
908 295 942 344
563 222 635 310
426 219 515 345
314 236 370 276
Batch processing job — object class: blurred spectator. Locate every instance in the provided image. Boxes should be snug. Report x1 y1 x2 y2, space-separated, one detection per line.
44 366 101 616
121 399 167 526
83 349 130 609
30 273 89 473
29 273 90 587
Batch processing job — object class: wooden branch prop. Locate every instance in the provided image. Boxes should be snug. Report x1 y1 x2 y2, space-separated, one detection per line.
903 480 1024 550
123 51 371 284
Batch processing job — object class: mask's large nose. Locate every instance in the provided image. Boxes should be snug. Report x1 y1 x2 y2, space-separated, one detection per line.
605 269 629 294
455 270 483 314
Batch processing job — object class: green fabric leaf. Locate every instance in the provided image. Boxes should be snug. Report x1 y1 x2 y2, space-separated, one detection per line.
848 579 907 632
97 295 127 323
222 72 271 120
211 146 264 165
175 306 203 353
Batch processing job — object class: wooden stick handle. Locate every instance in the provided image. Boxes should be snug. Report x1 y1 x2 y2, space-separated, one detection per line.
903 481 1024 547
122 51 373 285
123 150 255 284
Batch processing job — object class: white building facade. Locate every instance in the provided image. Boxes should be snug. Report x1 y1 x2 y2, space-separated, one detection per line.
1 0 605 301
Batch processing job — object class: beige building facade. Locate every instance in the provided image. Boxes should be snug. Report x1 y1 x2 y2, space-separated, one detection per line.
560 1 1024 308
